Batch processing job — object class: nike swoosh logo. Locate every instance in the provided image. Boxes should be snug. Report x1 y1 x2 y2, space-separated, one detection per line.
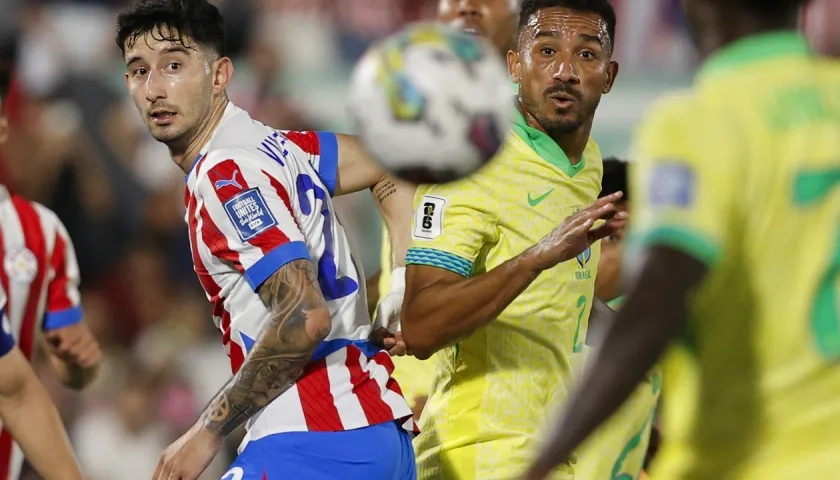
528 189 555 206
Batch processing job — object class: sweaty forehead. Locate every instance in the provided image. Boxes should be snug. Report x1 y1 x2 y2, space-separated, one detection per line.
124 28 199 61
523 7 609 43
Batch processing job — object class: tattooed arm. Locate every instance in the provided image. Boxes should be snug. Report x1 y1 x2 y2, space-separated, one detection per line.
200 259 331 437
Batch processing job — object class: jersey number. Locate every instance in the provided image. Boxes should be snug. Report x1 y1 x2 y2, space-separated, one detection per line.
794 168 840 359
296 173 358 301
573 295 587 353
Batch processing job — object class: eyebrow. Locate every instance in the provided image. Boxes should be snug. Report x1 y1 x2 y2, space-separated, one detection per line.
126 45 193 67
534 30 603 46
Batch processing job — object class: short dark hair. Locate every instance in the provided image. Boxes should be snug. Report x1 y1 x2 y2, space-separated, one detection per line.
116 0 226 58
599 157 628 200
519 0 616 51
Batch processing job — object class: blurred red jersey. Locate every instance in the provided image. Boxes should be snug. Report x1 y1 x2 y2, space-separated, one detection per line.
0 185 83 480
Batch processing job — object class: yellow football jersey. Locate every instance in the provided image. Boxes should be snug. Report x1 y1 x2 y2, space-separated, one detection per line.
629 32 840 479
378 228 438 408
575 297 661 480
407 107 603 480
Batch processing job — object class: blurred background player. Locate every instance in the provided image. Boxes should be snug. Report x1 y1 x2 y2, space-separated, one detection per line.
372 0 522 423
400 0 625 478
575 157 661 480
526 0 840 479
0 52 100 480
0 285 85 480
117 0 420 478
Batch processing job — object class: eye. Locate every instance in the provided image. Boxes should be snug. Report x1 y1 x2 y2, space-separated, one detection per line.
540 47 555 56
132 67 148 77
580 51 596 59
167 62 181 71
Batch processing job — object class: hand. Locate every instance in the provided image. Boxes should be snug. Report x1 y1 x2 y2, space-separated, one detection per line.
44 323 101 369
527 192 628 272
370 267 407 356
153 424 222 480
369 327 408 356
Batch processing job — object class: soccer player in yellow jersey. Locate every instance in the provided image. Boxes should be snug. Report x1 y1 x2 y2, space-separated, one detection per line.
400 0 624 478
374 0 523 422
576 158 662 480
526 0 840 479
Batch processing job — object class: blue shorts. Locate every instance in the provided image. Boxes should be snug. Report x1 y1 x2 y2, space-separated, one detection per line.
221 421 416 480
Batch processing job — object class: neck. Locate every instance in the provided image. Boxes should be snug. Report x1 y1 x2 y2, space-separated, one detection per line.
517 99 591 163
697 11 798 59
171 98 229 174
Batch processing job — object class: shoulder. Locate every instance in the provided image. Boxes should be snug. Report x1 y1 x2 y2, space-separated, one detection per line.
8 193 62 231
632 90 726 166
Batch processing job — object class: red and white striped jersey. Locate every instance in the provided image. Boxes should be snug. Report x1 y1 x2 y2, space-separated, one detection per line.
184 102 413 447
0 185 83 480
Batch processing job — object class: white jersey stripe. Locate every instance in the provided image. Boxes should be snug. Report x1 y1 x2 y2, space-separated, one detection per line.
326 348 368 430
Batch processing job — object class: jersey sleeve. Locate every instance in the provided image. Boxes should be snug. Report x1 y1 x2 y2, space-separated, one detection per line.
195 153 312 291
278 131 340 197
0 286 14 358
406 181 498 278
628 96 738 266
42 212 83 331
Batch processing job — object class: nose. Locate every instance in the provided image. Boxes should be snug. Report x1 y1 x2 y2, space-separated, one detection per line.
552 51 581 85
457 0 481 18
144 70 167 103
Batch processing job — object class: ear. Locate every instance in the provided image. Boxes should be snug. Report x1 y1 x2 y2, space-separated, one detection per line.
0 115 8 145
212 57 234 95
602 61 619 94
507 49 521 84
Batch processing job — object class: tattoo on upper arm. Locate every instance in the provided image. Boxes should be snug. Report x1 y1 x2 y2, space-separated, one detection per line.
373 179 397 203
201 259 330 436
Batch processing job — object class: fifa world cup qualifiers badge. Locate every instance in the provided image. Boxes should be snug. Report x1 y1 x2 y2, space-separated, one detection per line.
413 195 447 240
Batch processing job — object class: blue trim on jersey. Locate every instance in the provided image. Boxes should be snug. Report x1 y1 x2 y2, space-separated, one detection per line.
43 305 84 331
311 338 381 362
185 154 204 182
315 132 339 197
406 247 473 278
245 241 312 291
0 309 14 358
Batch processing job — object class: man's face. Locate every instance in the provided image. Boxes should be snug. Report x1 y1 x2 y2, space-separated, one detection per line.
509 7 618 135
438 0 519 53
123 28 216 146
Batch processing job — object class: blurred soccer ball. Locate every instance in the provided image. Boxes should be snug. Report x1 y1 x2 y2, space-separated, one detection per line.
348 22 513 184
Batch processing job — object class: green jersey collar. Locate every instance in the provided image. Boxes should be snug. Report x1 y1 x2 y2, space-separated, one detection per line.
698 31 811 82
510 103 585 178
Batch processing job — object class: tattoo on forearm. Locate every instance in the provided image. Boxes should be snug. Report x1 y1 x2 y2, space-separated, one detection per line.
200 260 330 436
373 179 397 203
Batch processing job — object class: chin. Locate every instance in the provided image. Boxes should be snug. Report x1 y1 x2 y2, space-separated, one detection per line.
148 125 186 144
546 117 584 134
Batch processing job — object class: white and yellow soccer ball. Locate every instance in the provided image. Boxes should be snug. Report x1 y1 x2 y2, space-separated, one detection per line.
348 22 512 184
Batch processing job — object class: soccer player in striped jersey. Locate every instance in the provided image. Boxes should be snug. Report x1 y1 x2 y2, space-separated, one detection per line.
0 285 84 480
0 61 100 480
117 1 417 479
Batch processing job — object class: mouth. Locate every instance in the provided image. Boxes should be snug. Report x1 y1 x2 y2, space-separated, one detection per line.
149 109 177 126
548 93 577 109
